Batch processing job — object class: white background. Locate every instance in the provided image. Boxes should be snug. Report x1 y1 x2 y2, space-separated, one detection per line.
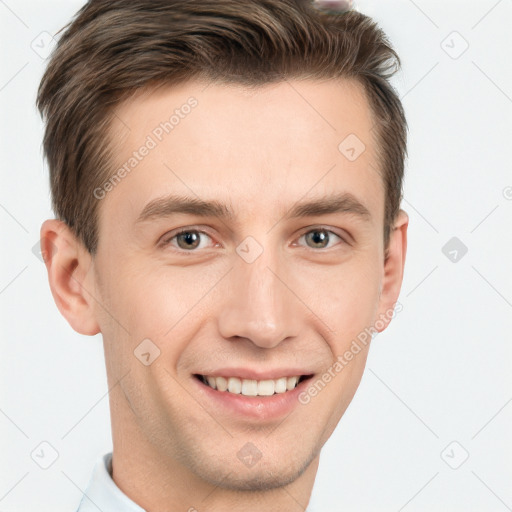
1 1 511 511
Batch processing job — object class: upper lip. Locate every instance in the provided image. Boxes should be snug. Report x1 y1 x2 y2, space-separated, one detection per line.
195 368 314 380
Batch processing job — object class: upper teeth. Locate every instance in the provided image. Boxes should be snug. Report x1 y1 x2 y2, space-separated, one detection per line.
202 375 301 396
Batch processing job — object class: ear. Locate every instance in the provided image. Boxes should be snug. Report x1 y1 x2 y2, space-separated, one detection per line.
40 219 100 336
374 209 409 332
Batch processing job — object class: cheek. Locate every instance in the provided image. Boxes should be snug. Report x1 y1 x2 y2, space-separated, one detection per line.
103 261 229 352
295 254 382 348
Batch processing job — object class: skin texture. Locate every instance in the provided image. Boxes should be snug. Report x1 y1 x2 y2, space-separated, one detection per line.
41 78 408 512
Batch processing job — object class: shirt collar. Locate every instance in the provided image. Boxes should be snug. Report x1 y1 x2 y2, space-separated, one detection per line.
76 452 146 512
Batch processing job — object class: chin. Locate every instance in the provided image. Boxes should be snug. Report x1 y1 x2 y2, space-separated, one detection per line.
191 446 318 492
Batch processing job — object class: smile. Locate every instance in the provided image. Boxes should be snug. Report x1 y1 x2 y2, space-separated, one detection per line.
197 374 309 397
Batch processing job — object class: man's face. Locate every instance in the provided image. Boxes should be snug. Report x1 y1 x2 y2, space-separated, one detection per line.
89 78 398 490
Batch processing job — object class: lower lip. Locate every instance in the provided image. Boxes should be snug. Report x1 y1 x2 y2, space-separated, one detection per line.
192 375 313 421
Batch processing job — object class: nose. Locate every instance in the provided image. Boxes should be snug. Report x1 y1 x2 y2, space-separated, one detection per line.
217 244 300 349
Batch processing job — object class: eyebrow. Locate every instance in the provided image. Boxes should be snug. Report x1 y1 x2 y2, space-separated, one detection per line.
287 192 371 220
135 192 371 224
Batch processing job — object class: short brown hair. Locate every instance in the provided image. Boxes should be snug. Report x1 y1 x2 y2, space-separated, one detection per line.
37 0 407 255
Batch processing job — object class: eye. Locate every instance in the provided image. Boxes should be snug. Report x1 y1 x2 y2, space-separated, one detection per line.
160 226 347 253
297 228 345 250
161 228 217 251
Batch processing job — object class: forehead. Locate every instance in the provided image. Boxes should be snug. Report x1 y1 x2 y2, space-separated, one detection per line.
103 78 382 228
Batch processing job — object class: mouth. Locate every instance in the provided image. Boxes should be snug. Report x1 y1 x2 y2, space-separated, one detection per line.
194 373 313 397
191 369 316 420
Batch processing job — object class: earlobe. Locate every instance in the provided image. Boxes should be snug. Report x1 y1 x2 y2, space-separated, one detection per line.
40 219 101 336
375 209 409 332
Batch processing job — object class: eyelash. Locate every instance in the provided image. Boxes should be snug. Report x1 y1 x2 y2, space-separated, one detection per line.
160 226 348 253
